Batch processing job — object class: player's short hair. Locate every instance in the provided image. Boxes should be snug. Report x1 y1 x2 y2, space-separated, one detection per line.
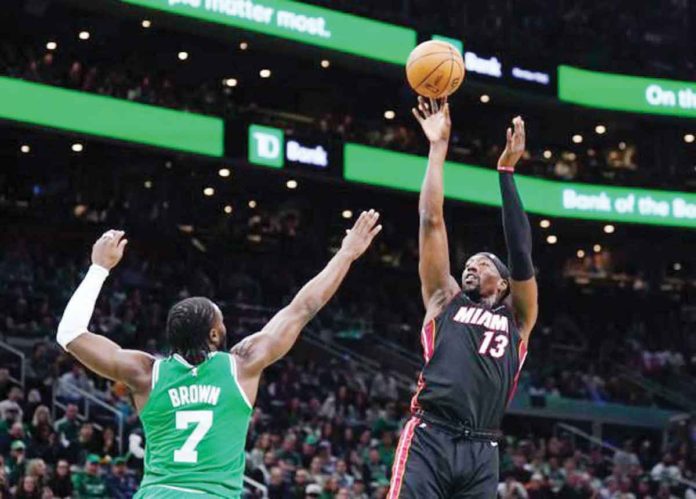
166 296 217 365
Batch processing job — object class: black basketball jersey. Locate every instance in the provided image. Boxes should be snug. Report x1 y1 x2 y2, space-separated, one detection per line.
411 292 527 430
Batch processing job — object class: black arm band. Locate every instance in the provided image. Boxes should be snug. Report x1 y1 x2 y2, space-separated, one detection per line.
499 173 534 280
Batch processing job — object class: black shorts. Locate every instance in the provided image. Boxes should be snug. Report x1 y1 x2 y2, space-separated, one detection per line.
388 416 499 499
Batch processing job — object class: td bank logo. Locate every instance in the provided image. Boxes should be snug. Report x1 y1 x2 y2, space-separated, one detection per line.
249 125 284 168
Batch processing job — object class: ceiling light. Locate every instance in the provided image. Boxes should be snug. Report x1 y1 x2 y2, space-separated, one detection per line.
572 134 583 144
71 143 83 152
546 235 558 244
141 19 152 28
321 59 330 68
286 179 298 189
577 250 585 258
259 69 271 78
480 94 490 103
46 41 57 51
342 210 353 219
593 244 602 253
384 110 395 120
618 141 626 150
603 224 615 234
248 200 257 208
178 51 189 61
144 180 153 189
239 42 248 50
595 125 606 134
539 219 551 229
673 262 682 271
78 31 90 41
203 187 215 197
543 150 552 159
685 134 695 144
223 78 238 87
218 168 231 178
20 145 30 154
224 205 233 214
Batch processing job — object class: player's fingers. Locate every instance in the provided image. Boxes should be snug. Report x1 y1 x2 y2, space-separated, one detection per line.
366 210 380 230
444 102 451 120
411 108 424 123
369 224 383 239
117 238 128 252
506 127 512 143
359 209 377 233
429 97 438 114
353 210 369 232
418 101 429 118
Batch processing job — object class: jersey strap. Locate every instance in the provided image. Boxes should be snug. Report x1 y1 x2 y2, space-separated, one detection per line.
227 354 253 410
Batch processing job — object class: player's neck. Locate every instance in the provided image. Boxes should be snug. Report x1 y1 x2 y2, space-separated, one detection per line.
464 290 498 309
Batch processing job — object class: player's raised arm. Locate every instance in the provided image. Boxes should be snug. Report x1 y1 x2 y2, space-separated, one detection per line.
497 117 538 343
56 231 153 401
412 97 460 317
232 210 382 376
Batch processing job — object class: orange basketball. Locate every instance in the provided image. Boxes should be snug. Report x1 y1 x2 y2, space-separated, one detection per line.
406 40 465 99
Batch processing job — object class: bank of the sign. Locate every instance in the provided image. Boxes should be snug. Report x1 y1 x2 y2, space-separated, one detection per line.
122 0 416 65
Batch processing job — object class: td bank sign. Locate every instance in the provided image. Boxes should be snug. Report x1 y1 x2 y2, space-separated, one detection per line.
248 124 329 169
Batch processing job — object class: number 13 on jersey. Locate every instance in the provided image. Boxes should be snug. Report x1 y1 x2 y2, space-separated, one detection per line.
478 331 509 358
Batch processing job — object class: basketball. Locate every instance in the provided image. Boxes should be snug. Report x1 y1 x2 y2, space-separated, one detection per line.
406 40 465 99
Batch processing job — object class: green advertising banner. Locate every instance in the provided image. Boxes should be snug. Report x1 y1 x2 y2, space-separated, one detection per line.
248 124 284 168
0 77 224 156
122 0 416 65
344 143 696 228
558 65 696 118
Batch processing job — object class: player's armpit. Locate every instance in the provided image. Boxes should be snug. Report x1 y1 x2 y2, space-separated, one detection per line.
67 333 154 394
510 277 538 343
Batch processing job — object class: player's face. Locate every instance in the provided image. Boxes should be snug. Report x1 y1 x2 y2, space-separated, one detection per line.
461 255 504 298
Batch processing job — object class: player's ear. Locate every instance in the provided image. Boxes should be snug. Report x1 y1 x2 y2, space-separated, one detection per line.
208 327 221 348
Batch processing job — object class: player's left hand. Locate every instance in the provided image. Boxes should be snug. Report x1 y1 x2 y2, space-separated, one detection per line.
91 230 128 270
340 210 382 261
497 116 526 170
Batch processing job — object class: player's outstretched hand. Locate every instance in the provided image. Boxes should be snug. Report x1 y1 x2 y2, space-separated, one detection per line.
340 210 382 261
412 96 451 144
497 116 526 170
91 230 128 270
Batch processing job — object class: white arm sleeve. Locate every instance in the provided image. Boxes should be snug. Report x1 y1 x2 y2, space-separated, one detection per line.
56 264 109 350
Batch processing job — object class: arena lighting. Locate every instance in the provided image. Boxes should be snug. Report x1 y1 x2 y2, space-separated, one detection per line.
224 205 233 214
595 125 607 134
619 141 627 150
144 180 152 189
384 110 395 120
239 42 248 50
178 51 189 61
286 179 298 189
603 224 615 234
685 133 695 143
259 69 271 78
218 168 231 178
248 200 257 208
203 187 215 196
673 262 682 270
593 244 602 253
342 210 353 219
20 145 30 154
577 249 586 258
543 150 552 159
546 235 558 244
71 143 83 152
480 94 490 103
539 219 551 229
141 19 152 28
223 78 238 87
46 41 57 51
321 59 330 68
572 134 583 144
78 31 90 41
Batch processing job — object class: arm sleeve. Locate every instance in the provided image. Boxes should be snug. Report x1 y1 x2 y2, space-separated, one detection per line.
56 265 109 349
499 173 534 280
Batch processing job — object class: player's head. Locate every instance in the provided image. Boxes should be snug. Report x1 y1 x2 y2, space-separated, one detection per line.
461 253 510 304
166 296 227 364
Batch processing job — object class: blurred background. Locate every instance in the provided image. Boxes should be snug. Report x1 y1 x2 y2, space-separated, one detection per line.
0 0 695 497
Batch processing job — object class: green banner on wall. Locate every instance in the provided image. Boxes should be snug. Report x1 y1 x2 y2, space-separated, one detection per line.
558 65 696 118
344 143 696 228
122 0 416 65
0 77 224 156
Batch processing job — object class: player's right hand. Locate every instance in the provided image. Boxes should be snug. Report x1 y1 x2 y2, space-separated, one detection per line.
412 96 451 144
91 230 128 270
340 210 382 261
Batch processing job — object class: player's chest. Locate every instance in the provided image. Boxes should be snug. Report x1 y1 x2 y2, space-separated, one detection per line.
441 305 515 359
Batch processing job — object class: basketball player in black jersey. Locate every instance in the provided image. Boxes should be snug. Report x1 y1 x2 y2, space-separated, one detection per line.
388 98 538 498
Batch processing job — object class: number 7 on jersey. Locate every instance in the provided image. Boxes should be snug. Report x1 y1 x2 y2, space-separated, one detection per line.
174 410 213 463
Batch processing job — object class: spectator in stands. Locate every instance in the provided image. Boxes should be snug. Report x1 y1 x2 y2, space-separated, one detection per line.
100 426 117 460
7 440 27 488
3 423 30 458
0 386 25 422
105 456 138 498
56 364 94 403
25 458 47 491
30 406 52 437
54 404 80 444
14 474 40 499
0 370 16 403
267 465 291 498
47 459 72 499
26 343 54 389
498 473 529 498
614 440 641 475
305 483 321 498
651 453 681 483
71 454 107 498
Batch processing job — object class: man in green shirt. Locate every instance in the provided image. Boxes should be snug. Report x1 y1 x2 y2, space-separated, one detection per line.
54 403 81 444
56 213 382 498
72 454 107 498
